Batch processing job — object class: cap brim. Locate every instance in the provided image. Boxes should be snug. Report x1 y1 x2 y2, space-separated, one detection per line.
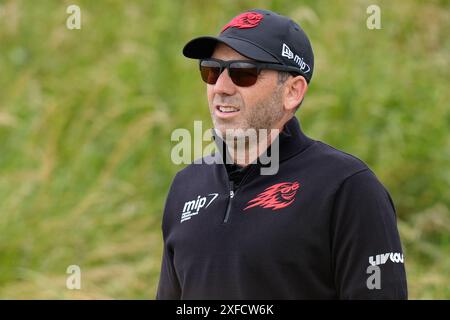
182 36 279 63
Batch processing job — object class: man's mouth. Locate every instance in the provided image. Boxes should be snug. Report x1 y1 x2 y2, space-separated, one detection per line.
216 105 240 113
215 105 241 118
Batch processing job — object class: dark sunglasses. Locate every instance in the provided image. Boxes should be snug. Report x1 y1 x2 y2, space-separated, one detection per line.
199 58 301 87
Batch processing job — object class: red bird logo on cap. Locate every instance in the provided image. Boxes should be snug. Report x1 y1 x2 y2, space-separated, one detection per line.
244 181 300 211
221 12 264 33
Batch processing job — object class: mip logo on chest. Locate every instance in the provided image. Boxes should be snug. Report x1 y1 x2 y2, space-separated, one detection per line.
180 193 218 223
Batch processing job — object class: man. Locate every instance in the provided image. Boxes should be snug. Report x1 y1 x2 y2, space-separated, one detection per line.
157 9 407 299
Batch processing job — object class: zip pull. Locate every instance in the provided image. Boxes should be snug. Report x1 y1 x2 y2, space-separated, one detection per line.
223 181 235 223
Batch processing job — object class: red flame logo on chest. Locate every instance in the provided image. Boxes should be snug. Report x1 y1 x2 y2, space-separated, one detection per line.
244 181 300 211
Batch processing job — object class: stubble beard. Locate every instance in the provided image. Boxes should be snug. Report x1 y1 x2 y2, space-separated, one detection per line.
211 84 285 142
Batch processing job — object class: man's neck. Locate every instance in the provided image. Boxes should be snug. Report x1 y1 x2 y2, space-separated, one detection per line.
224 127 281 167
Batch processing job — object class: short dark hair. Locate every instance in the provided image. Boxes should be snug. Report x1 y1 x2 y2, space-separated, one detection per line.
277 71 291 85
277 72 303 112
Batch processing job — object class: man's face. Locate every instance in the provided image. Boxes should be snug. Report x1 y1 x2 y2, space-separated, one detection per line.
207 43 287 138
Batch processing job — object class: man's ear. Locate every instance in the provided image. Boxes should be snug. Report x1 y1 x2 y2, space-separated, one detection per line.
283 75 308 112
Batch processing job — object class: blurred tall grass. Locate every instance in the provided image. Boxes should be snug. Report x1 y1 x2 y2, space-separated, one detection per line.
0 0 448 298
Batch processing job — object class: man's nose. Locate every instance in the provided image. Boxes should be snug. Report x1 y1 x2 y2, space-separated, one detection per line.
212 68 237 96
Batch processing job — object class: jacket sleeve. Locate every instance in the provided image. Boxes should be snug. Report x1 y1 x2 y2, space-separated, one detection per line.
156 176 181 300
156 241 181 299
331 169 408 299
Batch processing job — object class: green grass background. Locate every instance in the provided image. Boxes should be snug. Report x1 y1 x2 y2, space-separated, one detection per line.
0 0 448 299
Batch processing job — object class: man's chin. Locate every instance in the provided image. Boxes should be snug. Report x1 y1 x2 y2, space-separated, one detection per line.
214 125 246 138
215 129 258 146
213 120 239 135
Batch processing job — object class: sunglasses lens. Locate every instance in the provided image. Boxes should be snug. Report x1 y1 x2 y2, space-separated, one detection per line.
199 60 259 87
229 62 258 87
200 60 222 85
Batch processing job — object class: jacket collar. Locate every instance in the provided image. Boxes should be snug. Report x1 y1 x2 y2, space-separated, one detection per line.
277 116 314 163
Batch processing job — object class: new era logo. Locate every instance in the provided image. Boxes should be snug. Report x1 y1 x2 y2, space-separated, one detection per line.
281 43 311 74
282 43 294 59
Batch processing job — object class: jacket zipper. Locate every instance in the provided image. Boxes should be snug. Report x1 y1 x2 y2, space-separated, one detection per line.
223 164 254 223
222 165 256 224
223 181 234 223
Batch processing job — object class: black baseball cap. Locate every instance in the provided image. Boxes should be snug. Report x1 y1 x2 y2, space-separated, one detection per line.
183 9 314 83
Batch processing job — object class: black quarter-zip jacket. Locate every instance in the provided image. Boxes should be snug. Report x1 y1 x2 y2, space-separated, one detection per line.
157 116 407 299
